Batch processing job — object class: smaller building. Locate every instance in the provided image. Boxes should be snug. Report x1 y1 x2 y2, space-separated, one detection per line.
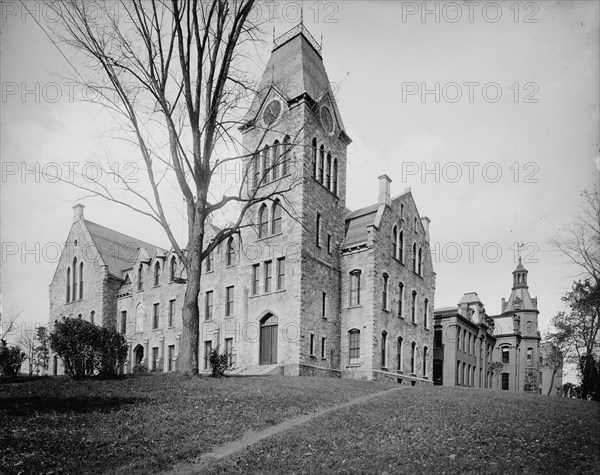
433 292 496 388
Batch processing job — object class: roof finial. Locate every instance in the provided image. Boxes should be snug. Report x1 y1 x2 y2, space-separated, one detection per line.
517 241 524 261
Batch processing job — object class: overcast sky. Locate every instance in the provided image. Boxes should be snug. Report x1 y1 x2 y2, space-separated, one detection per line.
1 1 599 381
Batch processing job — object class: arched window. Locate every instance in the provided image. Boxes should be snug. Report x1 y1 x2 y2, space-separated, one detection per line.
282 135 290 176
312 138 318 178
226 237 236 266
350 270 361 306
411 290 417 323
398 282 404 317
382 273 389 310
79 261 84 299
90 310 95 325
412 243 417 272
138 264 144 291
319 145 325 183
66 267 71 303
418 247 422 275
411 342 416 374
326 152 331 189
332 158 338 195
424 298 429 329
170 256 177 282
397 337 403 371
381 331 388 367
258 204 268 238
271 200 282 235
154 261 161 286
72 257 78 301
456 360 461 385
392 226 398 259
349 329 360 365
272 140 280 180
262 145 270 182
423 346 428 376
399 231 404 263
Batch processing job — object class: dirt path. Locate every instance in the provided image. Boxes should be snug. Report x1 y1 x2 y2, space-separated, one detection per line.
166 385 405 474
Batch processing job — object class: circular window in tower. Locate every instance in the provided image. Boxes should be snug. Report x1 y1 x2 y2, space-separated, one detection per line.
320 105 334 135
263 100 281 126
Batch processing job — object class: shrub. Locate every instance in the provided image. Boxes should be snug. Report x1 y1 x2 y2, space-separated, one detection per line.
0 343 26 376
208 346 232 378
132 363 149 374
49 317 127 380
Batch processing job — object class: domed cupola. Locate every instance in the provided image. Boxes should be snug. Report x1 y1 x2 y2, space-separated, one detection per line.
512 258 528 290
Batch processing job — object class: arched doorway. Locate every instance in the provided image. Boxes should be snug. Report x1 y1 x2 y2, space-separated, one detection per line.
134 344 144 366
259 314 278 365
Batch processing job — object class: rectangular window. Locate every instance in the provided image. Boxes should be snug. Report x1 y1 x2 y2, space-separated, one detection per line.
502 347 510 364
316 213 321 247
350 271 361 306
277 258 285 290
327 234 332 254
382 274 388 310
527 347 533 365
167 345 175 372
252 264 260 295
349 330 360 365
204 341 212 370
322 292 327 318
225 286 234 316
398 283 404 317
501 372 509 390
153 303 159 329
397 338 403 371
206 252 213 272
121 311 127 334
321 337 326 358
411 291 417 323
434 329 442 348
225 338 233 366
310 333 315 356
264 261 272 293
152 347 159 371
168 299 175 327
423 299 429 329
205 291 213 320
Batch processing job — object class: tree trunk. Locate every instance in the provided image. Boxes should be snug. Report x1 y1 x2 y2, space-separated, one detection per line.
547 367 558 395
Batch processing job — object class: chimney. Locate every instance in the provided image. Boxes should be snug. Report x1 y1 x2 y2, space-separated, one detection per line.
421 216 431 241
73 204 85 222
378 174 391 207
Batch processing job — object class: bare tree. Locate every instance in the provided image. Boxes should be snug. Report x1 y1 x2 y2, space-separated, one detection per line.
42 0 307 373
0 309 22 342
19 330 37 377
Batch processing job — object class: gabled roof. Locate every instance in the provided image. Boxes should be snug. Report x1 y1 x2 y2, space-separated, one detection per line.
84 220 165 278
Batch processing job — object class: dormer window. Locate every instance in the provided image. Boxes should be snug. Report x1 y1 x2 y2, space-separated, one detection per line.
138 264 144 291
154 262 161 286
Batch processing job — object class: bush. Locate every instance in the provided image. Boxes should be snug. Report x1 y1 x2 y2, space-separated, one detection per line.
208 346 232 378
49 317 127 380
0 343 26 376
132 363 149 374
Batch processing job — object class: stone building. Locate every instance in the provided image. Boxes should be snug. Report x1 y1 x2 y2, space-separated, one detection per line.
48 24 435 382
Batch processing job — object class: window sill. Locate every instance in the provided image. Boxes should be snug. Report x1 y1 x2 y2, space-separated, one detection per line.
256 232 284 242
348 304 362 309
397 370 404 374
321 357 327 361
346 364 361 368
381 367 388 371
382 308 390 313
398 315 404 320
205 270 214 274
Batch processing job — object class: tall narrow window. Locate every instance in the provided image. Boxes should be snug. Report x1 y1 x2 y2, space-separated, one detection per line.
90 311 95 325
350 270 361 306
170 256 177 282
332 158 338 195
79 262 83 299
264 261 272 293
277 257 285 290
501 373 509 390
72 258 78 301
400 203 404 219
423 346 428 376
225 338 234 366
168 345 175 372
326 152 331 189
527 347 533 365
411 291 417 323
434 329 442 348
397 337 403 371
271 200 282 234
252 264 259 295
138 264 144 291
316 213 321 247
253 152 260 188
423 298 429 329
168 299 175 327
121 311 127 334
153 303 159 329
258 204 268 238
382 273 389 310
411 342 416 374
312 138 318 178
204 341 212 370
399 231 404 263
398 282 404 317
321 337 326 358
226 237 236 266
418 247 423 275
66 267 71 303
349 329 360 365
205 291 213 320
502 347 509 364
318 145 325 183
154 262 161 286
225 286 234 316
262 145 270 182
322 292 327 318
412 244 417 272
310 333 315 356
392 226 398 259
381 331 387 367
282 135 290 176
272 140 280 180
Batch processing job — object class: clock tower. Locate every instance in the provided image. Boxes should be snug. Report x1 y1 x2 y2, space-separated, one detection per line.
238 24 352 374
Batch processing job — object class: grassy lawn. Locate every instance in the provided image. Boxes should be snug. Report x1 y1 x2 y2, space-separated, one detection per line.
0 374 393 474
207 386 600 474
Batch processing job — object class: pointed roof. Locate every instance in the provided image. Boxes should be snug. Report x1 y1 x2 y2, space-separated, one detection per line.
513 258 528 273
242 24 348 140
84 220 166 279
